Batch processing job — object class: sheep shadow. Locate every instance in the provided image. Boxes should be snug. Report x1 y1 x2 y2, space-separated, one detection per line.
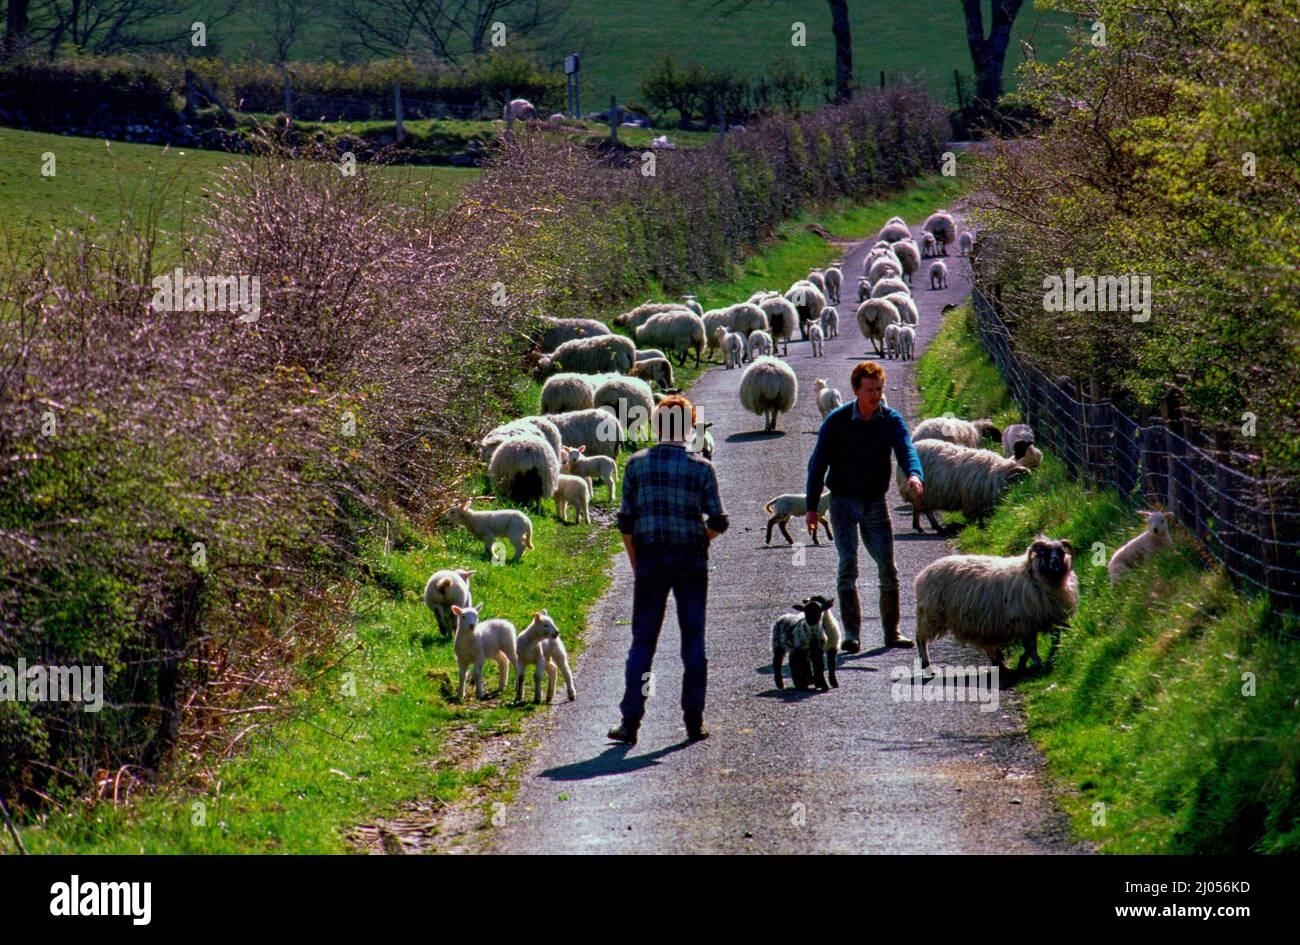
538 742 695 782
726 431 786 443
755 686 827 700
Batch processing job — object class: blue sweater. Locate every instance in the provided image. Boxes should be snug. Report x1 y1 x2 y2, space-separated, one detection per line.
805 400 923 507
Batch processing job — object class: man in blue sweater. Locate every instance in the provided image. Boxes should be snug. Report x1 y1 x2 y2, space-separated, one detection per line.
805 361 924 652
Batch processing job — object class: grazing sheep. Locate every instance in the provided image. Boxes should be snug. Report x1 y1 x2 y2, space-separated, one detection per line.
703 308 733 361
1108 512 1175 587
913 416 1003 450
1001 423 1043 469
823 267 843 304
747 329 774 358
594 374 655 441
514 610 576 703
856 298 900 357
423 568 475 638
553 472 592 524
885 291 919 326
505 98 536 121
538 334 636 377
856 278 872 303
635 310 706 367
765 491 833 545
561 444 619 502
480 415 563 465
957 231 974 256
629 356 674 391
896 440 1032 533
540 373 597 414
614 301 690 330
898 324 916 361
915 538 1079 671
770 595 841 691
871 276 910 300
884 322 902 359
807 269 828 297
867 256 902 286
758 295 798 356
785 280 827 340
878 220 912 243
819 305 839 338
451 604 520 701
929 261 948 290
923 211 957 256
488 434 560 510
544 408 624 459
922 232 937 258
634 348 668 362
808 322 825 357
726 302 769 340
444 499 534 563
535 316 611 352
814 377 843 419
893 240 921 286
739 356 798 432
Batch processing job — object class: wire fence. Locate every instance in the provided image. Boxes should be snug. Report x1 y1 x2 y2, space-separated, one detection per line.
970 287 1300 623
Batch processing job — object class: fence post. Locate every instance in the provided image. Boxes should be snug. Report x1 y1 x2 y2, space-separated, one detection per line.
880 69 885 89
954 69 962 108
394 82 404 142
505 88 513 130
1213 430 1241 580
1256 483 1280 615
609 94 619 144
718 98 725 135
184 68 197 120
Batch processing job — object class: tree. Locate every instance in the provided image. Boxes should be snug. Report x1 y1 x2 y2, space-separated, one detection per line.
337 0 575 64
26 0 236 59
4 0 31 55
264 0 303 63
709 0 853 103
960 0 1025 111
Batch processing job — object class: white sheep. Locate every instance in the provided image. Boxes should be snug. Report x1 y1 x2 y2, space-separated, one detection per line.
929 261 948 290
1001 423 1043 469
451 604 520 700
867 255 901 286
727 302 769 340
898 324 916 361
770 595 841 690
877 219 912 243
922 232 937 258
634 348 667 362
561 444 619 502
856 278 871 303
629 356 674 390
884 291 918 326
884 322 902 359
785 280 827 340
614 301 690 330
488 433 560 510
823 267 843 304
538 334 636 376
504 98 536 121
540 373 597 414
871 276 910 300
808 322 825 357
553 472 592 524
535 316 611 352
765 491 832 545
957 231 974 256
896 440 1032 533
807 269 827 297
423 567 474 637
544 407 625 459
718 327 748 369
913 416 1003 450
817 305 838 339
814 377 843 419
1108 512 1175 587
747 329 774 358
702 308 733 361
444 499 534 562
635 310 705 367
923 211 957 256
594 374 655 441
915 538 1078 672
681 295 704 317
758 295 798 356
480 415 563 465
856 298 900 357
514 610 576 703
893 240 921 286
739 356 798 432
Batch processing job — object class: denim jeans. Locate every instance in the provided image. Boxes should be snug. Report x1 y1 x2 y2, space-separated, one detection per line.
829 495 899 594
619 545 709 728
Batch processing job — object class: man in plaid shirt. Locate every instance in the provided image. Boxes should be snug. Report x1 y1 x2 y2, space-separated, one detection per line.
609 394 728 745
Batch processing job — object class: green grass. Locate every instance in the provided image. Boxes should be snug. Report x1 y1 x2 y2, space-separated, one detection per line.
915 303 1300 854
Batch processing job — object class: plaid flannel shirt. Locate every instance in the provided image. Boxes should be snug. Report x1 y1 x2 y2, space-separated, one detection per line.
617 443 729 551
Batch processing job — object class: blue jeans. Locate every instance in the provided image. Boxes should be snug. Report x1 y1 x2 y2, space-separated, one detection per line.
830 495 899 637
619 545 709 728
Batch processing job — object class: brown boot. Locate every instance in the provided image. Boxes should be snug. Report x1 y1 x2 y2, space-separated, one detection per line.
880 581 914 648
838 587 861 653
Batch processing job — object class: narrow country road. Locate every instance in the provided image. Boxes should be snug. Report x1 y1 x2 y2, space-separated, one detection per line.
489 219 1080 854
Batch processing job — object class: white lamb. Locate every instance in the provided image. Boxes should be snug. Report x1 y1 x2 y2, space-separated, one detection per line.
823 267 843 304
451 604 520 701
716 326 748 369
898 324 916 361
765 491 833 545
819 305 839 338
703 308 734 361
552 473 591 524
884 322 902 359
423 568 474 638
561 444 619 502
958 231 974 256
1108 512 1175 587
814 377 843 418
929 261 948 290
808 322 825 357
739 356 798 432
444 499 534 562
748 330 774 358
514 610 577 703
922 232 937 258
856 278 871 303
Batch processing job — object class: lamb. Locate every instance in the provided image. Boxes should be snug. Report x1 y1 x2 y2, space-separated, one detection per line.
535 316 611 352
717 327 748 369
770 595 841 691
614 301 690 330
450 604 520 701
629 356 674 391
823 267 843 304
540 373 596 414
885 292 918 326
856 298 900 357
747 330 774 358
807 322 825 357
785 280 827 340
739 356 798 432
814 377 843 418
922 232 937 258
877 219 912 243
897 324 916 361
912 416 1003 450
884 322 902 359
538 334 636 377
929 261 948 290
703 308 733 361
1001 423 1043 469
635 310 706 367
892 239 921 286
758 295 798 356
765 491 832 545
957 231 974 256
543 407 624 459
444 499 534 563
915 538 1079 672
423 568 475 638
488 433 560 509
806 269 827 297
504 98 536 121
561 445 619 502
480 415 563 465
923 211 957 256
819 305 839 338
856 278 871 303
1108 512 1175 587
552 472 592 524
871 276 910 300
514 610 577 703
594 374 655 441
896 440 1032 533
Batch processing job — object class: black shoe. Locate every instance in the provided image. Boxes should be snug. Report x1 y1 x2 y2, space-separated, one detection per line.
607 723 638 745
840 636 860 654
686 726 709 742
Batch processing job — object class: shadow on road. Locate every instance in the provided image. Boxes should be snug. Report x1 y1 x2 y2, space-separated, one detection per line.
725 430 786 443
539 742 695 781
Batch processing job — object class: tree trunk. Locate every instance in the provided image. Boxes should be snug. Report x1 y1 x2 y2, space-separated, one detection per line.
4 0 30 55
961 0 1025 111
827 0 852 103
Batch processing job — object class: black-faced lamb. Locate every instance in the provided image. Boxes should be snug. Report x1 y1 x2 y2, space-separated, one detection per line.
451 604 520 700
929 261 948 290
764 491 832 545
444 499 534 563
913 416 1003 450
635 310 705 367
1001 423 1043 468
896 440 1032 533
515 610 576 703
923 211 957 256
423 567 474 637
856 278 871 303
771 595 841 691
739 356 797 432
488 433 560 509
1108 511 1175 587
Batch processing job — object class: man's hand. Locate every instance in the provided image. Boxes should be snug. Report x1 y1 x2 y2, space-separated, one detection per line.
907 475 924 503
622 532 637 574
805 511 819 535
706 528 721 544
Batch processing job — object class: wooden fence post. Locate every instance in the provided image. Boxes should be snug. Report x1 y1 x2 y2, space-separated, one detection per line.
610 95 619 144
505 88 513 130
282 68 293 123
394 82 404 142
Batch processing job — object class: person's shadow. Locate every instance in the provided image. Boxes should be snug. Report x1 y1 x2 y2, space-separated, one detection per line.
539 741 694 782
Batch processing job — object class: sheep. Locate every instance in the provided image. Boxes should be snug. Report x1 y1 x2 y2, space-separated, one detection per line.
884 322 901 360
444 499 534 563
629 356 674 391
717 327 748 369
534 316 611 352
687 420 715 460
1001 423 1043 469
726 302 769 341
808 322 825 357
739 356 798 432
540 373 596 414
856 278 871 303
450 604 520 701
514 610 576 703
893 239 921 286
747 330 774 358
423 568 475 638
480 415 563 465
921 232 937 258
856 298 900 357
885 215 906 226
819 305 839 338
807 269 828 297
703 308 734 361
1108 512 1175 587
594 374 655 441
765 491 832 545
814 377 843 419
957 231 974 256
770 595 841 691
823 267 843 304
561 444 619 502
929 261 948 290
872 276 910 300
885 291 918 326
681 295 704 317
896 440 1032 533
867 256 901 286
488 433 560 510
915 538 1079 672
913 416 1003 450
877 220 912 243
785 280 827 340
758 295 798 356
553 472 592 524
614 301 690 330
543 407 624 459
898 324 916 361
634 348 668 362
635 310 705 367
923 211 957 256
505 98 536 121
538 334 636 377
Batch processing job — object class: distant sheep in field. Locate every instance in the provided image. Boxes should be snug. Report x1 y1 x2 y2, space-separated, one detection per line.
915 538 1079 672
872 276 909 300
615 301 691 330
759 295 798 356
856 298 900 358
505 98 536 121
823 267 843 304
819 305 839 338
748 330 774 358
561 445 619 503
636 310 706 367
923 211 957 256
451 604 519 701
808 322 825 357
884 291 918 326
489 433 560 510
480 415 563 465
629 356 674 390
814 377 843 419
957 231 974 256
444 499 534 563
423 568 475 638
765 491 832 545
540 373 596 414
785 280 827 340
898 324 916 361
913 416 1003 450
740 356 797 432
1001 423 1043 469
771 595 841 691
1108 512 1175 587
535 317 611 352
538 334 636 377
553 472 592 524
515 610 576 703
896 440 1032 533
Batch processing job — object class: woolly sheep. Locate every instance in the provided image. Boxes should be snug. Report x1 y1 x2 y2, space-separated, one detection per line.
505 98 536 121
878 220 912 243
423 567 475 638
480 415 564 465
635 310 705 367
885 291 918 326
1001 423 1043 469
739 356 798 432
884 322 902 360
819 305 839 338
540 373 596 414
806 269 827 297
542 408 624 459
629 356 674 391
747 330 774 358
765 491 832 545
561 444 619 502
717 327 748 369
489 433 560 510
758 295 798 356
538 334 635 377
893 240 921 286
823 267 843 304
514 610 576 703
885 216 906 226
727 302 769 340
444 498 534 563
856 278 871 303
929 261 948 290
814 377 843 419
702 308 733 360
451 603 519 701
594 374 655 441
896 440 1032 533
856 298 900 358
872 276 910 300
913 416 1003 450
771 595 841 691
957 231 974 256
1108 512 1175 587
922 232 937 258
915 538 1078 671
614 301 690 330
681 295 704 317
807 322 825 357
867 256 901 286
898 324 916 361
923 211 957 256
535 316 611 352
785 280 827 340
553 473 592 524
634 348 667 362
